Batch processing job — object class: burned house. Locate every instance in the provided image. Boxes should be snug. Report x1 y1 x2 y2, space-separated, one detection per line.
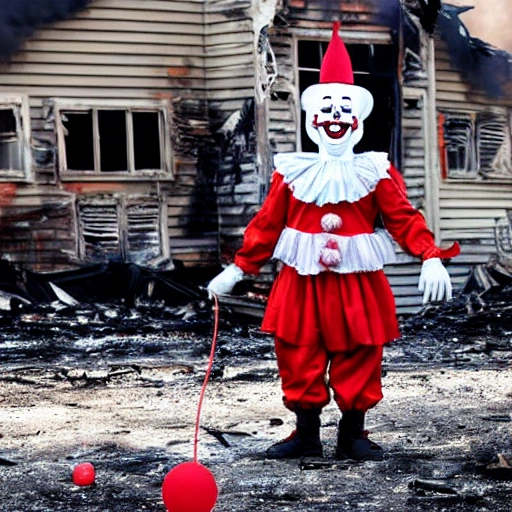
0 0 223 275
0 0 510 314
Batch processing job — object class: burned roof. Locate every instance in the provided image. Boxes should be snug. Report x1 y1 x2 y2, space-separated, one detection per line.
436 3 512 98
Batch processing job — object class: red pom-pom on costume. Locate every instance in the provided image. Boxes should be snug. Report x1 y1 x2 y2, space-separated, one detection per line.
162 462 218 512
320 239 342 267
72 462 96 486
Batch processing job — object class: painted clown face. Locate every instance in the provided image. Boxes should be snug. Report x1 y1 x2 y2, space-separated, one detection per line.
301 83 374 159
313 94 358 143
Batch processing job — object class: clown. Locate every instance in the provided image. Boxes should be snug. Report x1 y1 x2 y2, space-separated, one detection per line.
208 22 459 460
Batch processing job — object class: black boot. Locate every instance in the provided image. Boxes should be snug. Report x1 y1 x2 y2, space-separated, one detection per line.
335 410 383 461
266 407 323 459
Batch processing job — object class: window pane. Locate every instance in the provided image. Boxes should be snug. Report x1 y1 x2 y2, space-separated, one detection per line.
371 45 396 75
321 41 329 60
476 113 507 171
62 110 94 171
298 70 321 153
298 40 322 69
133 111 161 170
98 110 128 172
0 109 16 134
0 109 21 170
346 44 369 73
443 116 475 173
299 69 320 94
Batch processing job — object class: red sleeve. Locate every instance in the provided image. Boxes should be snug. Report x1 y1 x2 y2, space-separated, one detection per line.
376 165 460 260
234 171 289 274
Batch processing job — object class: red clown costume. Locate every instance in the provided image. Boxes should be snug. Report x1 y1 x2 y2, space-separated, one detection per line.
208 22 459 461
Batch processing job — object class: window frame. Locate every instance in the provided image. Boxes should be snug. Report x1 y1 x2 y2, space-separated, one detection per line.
0 94 32 181
55 99 174 181
441 107 512 180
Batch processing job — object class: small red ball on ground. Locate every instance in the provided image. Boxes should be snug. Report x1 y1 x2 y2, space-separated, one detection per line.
72 462 96 486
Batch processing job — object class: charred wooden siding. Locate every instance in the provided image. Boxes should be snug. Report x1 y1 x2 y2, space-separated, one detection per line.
435 39 512 288
268 27 297 155
205 1 254 111
0 0 217 270
401 89 427 209
205 1 261 261
385 87 430 313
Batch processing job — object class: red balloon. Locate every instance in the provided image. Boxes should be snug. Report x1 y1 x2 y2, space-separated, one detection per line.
162 462 218 512
72 462 96 486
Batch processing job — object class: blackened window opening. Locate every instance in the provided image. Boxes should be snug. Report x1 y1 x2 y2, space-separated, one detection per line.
298 41 396 155
133 111 161 170
444 117 472 172
0 109 16 136
442 112 509 177
62 110 94 171
0 108 21 170
99 110 128 172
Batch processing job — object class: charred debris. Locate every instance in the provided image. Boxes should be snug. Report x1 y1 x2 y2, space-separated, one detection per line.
0 258 220 342
0 249 512 369
394 254 512 370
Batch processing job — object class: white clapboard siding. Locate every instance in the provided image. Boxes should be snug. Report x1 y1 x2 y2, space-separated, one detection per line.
0 0 213 270
204 0 254 109
268 29 298 155
204 0 260 254
432 37 512 297
381 88 430 314
0 0 206 99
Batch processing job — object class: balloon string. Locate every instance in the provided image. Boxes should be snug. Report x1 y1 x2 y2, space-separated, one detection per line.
193 293 220 463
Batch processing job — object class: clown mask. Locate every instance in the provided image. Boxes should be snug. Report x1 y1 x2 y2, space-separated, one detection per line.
299 23 374 160
302 83 372 159
313 94 358 141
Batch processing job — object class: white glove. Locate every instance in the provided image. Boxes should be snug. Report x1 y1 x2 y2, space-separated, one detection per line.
418 258 453 304
207 263 244 298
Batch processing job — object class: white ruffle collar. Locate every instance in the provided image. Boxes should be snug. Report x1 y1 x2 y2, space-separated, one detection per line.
274 151 391 206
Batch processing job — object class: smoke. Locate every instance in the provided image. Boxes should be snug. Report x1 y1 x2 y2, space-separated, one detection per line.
0 0 91 59
452 0 512 53
438 4 511 98
374 0 400 30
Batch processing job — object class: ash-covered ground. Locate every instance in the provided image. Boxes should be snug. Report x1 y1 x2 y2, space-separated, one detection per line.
1 287 512 511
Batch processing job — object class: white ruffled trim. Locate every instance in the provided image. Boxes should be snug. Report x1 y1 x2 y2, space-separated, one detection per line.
272 227 397 276
274 151 391 206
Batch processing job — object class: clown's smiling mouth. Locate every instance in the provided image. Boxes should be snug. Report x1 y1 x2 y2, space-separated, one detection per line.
312 115 358 140
321 122 350 139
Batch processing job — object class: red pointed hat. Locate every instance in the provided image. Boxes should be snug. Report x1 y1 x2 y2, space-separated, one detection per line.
301 22 373 122
319 21 354 84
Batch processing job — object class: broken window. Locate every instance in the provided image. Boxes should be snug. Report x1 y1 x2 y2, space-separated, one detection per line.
477 113 509 173
56 101 172 177
0 95 31 178
77 197 167 266
297 39 397 155
442 111 511 178
443 115 476 173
